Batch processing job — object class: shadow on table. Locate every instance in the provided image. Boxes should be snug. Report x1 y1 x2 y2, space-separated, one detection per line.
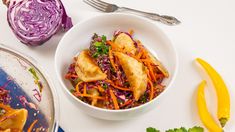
27 33 64 57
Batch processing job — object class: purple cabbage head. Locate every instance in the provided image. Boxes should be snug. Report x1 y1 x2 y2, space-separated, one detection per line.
7 0 73 46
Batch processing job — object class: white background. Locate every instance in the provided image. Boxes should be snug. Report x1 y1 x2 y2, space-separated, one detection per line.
1 0 235 131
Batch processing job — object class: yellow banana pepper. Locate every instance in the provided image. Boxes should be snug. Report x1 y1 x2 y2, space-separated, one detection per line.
196 58 230 127
197 80 223 132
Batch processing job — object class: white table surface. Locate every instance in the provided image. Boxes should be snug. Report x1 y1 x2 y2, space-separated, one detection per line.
1 0 235 131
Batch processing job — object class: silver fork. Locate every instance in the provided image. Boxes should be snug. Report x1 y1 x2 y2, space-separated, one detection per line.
83 0 181 26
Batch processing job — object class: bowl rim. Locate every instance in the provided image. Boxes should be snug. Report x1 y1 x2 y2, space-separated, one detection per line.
55 13 179 113
0 43 59 131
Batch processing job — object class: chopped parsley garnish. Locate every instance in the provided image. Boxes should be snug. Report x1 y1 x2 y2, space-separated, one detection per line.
110 67 115 73
91 35 109 58
70 89 75 93
73 78 82 86
139 92 148 103
92 52 99 58
124 82 130 87
102 35 106 42
102 83 108 89
117 98 123 103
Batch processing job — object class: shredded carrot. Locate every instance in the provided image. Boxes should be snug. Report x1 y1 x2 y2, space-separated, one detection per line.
128 54 142 62
146 62 156 82
105 79 132 91
136 46 157 83
140 59 153 63
97 85 105 93
136 42 144 59
128 29 134 35
83 83 87 95
142 50 149 59
136 51 143 59
109 47 117 72
76 93 105 100
27 120 38 132
110 83 132 91
106 40 117 50
137 42 149 59
120 99 132 108
155 84 164 90
105 79 112 83
0 103 12 111
106 40 113 45
148 79 154 101
65 74 78 79
146 70 152 81
75 81 83 92
109 89 119 110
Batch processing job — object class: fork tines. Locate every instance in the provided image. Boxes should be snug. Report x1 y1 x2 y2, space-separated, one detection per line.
83 0 109 12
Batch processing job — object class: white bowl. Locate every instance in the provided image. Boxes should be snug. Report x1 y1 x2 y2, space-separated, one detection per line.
55 13 178 120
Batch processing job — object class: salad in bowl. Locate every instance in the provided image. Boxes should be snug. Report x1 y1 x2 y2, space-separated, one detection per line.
65 30 169 110
55 13 178 120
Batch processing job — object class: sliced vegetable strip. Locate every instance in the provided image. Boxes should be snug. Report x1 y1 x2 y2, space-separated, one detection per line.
75 81 83 92
148 79 154 101
27 120 38 132
0 103 13 111
110 83 132 91
120 100 132 108
146 62 156 82
97 85 105 93
104 80 132 91
109 89 119 110
136 51 143 59
109 47 117 72
65 74 78 79
106 40 118 50
83 83 87 95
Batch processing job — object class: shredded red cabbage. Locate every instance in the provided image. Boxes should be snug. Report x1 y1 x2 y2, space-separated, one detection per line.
0 87 11 105
7 0 73 46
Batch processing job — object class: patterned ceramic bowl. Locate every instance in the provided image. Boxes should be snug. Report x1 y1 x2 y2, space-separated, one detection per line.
0 44 59 131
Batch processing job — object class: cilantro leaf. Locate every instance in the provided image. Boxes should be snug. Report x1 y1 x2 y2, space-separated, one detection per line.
146 126 204 132
92 52 99 58
146 127 160 132
188 126 203 132
102 35 106 42
124 82 130 87
70 89 75 93
102 83 108 89
166 127 187 132
94 42 102 46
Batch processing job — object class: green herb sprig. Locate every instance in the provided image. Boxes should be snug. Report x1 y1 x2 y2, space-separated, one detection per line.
92 35 109 58
146 126 204 132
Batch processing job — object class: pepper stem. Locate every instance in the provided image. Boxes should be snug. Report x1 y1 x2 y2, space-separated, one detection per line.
219 118 228 127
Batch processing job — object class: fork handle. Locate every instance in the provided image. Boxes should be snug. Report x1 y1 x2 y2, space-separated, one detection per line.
117 7 181 26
